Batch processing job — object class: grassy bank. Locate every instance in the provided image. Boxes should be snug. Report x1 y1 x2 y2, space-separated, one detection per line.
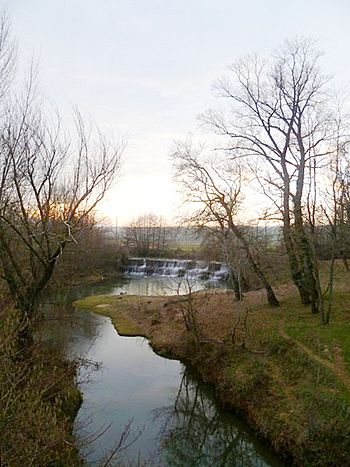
74 294 145 337
74 264 350 466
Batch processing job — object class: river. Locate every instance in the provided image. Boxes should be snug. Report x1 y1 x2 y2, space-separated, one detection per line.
42 276 284 466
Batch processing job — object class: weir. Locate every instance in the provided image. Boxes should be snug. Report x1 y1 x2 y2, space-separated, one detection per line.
123 257 229 281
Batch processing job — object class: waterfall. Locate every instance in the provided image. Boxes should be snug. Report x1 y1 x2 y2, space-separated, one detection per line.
123 258 229 281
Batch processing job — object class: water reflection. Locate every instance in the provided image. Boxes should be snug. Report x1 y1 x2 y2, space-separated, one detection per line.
107 275 222 297
155 370 282 467
40 277 283 466
39 276 198 354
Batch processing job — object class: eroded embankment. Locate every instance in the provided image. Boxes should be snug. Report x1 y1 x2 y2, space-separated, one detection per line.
74 284 350 466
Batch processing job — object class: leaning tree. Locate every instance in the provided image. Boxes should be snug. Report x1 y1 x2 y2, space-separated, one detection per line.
171 140 279 307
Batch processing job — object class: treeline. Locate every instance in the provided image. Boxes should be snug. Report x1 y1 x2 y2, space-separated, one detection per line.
123 213 176 257
122 213 202 258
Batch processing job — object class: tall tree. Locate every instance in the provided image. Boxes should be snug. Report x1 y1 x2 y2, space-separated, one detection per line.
202 38 335 313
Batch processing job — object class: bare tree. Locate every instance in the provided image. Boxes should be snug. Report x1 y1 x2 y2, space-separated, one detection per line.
320 114 350 323
0 102 123 343
124 213 175 257
171 140 279 307
201 38 336 313
0 18 124 345
200 227 246 301
0 12 15 101
332 139 350 269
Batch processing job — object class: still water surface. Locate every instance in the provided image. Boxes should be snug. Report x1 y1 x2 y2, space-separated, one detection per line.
44 276 284 466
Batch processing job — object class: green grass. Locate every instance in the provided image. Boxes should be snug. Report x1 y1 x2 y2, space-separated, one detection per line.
74 294 144 337
201 266 350 465
277 291 350 372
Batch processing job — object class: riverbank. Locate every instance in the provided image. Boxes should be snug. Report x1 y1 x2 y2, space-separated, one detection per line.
74 264 350 466
0 304 83 466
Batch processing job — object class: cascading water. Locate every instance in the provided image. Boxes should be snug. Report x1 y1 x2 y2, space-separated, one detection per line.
123 257 229 281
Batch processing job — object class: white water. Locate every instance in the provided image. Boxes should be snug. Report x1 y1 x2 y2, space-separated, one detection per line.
124 257 230 281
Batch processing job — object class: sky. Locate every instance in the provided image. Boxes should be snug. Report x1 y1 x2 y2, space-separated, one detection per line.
6 0 350 225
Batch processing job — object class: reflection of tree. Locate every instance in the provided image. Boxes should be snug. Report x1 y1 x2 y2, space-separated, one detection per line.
45 277 128 332
37 283 114 353
154 370 273 467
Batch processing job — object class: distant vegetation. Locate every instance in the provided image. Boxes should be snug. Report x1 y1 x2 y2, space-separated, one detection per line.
122 213 203 258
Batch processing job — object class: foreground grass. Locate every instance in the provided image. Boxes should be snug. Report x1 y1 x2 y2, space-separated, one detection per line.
74 263 350 466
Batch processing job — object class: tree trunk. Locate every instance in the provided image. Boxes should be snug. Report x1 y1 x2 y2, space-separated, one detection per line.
282 225 311 304
229 267 243 301
231 225 279 307
293 195 321 313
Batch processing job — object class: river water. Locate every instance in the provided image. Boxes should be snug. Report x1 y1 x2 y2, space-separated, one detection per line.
42 276 284 466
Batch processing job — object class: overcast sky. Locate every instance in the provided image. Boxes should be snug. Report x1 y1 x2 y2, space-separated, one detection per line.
6 0 350 225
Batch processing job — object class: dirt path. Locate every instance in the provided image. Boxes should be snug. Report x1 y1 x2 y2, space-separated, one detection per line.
278 320 350 391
